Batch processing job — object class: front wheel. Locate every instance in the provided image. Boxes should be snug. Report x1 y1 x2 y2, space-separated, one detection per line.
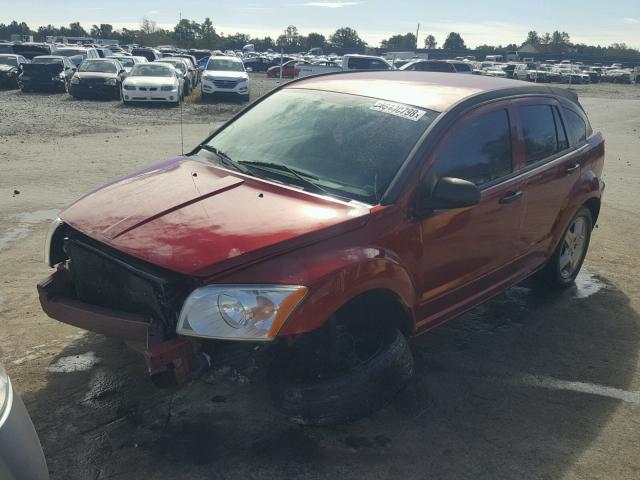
537 207 593 287
269 328 414 425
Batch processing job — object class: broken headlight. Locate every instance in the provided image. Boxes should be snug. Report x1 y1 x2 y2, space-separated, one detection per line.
176 285 307 341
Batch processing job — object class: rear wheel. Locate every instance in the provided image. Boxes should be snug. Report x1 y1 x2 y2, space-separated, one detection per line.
537 207 592 287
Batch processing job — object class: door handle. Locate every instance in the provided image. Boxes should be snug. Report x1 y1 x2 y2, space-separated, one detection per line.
499 191 523 205
565 163 580 175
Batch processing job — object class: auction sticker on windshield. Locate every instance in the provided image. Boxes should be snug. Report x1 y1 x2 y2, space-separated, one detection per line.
370 100 427 121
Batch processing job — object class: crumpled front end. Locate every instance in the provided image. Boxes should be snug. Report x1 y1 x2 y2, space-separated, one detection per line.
37 228 206 387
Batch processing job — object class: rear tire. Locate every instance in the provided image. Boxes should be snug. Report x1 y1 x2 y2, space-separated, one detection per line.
269 328 414 425
536 206 593 287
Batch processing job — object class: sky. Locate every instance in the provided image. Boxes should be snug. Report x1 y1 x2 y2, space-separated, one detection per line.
3 0 640 48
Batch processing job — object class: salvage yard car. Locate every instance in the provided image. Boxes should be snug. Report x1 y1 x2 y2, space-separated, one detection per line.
39 72 604 425
121 63 183 105
155 57 194 95
20 56 76 93
201 56 250 100
69 58 126 100
0 54 28 89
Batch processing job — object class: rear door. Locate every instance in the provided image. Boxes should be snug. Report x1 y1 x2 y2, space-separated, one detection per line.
415 101 526 329
512 97 582 272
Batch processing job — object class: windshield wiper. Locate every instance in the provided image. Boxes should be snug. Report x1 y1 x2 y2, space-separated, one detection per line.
198 144 250 174
238 161 332 196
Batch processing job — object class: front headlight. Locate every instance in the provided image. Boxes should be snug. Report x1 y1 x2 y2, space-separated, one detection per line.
177 285 308 341
0 365 12 424
71 76 80 84
104 78 117 86
123 84 135 90
160 85 175 91
44 217 64 267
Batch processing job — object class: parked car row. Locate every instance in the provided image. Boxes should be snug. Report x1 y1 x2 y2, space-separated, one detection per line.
0 53 251 104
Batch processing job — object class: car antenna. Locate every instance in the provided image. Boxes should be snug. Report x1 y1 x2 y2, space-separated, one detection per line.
178 10 184 155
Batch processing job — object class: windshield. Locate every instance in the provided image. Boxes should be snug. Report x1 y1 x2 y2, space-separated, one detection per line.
0 57 17 66
79 61 117 73
31 57 63 65
158 60 184 71
57 49 86 57
113 57 134 67
204 89 436 203
129 64 173 77
207 58 244 72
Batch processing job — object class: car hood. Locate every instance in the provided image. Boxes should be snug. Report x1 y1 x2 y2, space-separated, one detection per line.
203 70 248 80
123 76 176 86
59 157 370 278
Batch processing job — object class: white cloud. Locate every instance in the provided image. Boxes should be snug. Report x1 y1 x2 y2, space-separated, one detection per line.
147 10 160 15
623 18 639 24
303 2 361 8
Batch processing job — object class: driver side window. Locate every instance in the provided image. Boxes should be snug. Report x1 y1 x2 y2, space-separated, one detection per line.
431 109 513 187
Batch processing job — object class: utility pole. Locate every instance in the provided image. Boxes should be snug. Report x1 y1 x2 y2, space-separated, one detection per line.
416 23 420 50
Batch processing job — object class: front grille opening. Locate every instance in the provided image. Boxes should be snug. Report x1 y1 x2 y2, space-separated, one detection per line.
63 233 196 335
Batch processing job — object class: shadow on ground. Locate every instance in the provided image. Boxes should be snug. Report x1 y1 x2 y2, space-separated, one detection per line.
24 273 639 479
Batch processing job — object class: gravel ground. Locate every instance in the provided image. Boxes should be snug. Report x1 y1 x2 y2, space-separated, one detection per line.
0 73 284 140
0 80 639 480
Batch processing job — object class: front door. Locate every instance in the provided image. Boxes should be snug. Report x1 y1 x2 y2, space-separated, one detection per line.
414 102 525 330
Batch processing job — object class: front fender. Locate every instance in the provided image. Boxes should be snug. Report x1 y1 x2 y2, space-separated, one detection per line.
277 247 417 337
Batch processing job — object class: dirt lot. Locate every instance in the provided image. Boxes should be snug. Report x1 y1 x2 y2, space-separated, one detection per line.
1 78 639 480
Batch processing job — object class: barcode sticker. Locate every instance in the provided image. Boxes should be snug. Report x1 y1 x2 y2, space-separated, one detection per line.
370 100 426 121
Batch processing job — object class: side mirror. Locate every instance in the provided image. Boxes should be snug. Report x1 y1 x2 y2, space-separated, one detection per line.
415 177 481 216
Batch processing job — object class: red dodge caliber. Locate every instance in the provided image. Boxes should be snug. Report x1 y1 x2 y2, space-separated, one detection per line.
39 72 604 424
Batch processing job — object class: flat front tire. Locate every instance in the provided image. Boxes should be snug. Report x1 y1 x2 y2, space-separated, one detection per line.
269 328 414 425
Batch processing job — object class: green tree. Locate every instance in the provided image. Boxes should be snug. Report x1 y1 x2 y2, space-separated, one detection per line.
381 33 416 50
66 21 88 37
198 17 219 48
442 32 466 49
329 27 366 49
549 30 571 53
424 34 437 49
277 25 303 48
90 24 114 39
524 30 540 46
306 32 326 49
173 18 200 47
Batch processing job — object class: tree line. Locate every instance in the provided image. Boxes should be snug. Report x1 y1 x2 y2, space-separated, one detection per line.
382 30 639 56
1 19 637 56
0 19 366 51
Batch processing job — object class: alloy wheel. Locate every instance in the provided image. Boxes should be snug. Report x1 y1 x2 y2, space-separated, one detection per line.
559 217 587 279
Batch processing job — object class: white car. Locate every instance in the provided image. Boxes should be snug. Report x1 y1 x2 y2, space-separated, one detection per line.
108 55 147 73
201 56 249 101
121 63 183 105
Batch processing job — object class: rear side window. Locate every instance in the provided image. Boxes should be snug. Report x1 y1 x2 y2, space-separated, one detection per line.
414 62 454 73
553 107 569 151
562 108 587 146
520 105 562 164
432 109 512 186
452 63 472 73
348 57 388 70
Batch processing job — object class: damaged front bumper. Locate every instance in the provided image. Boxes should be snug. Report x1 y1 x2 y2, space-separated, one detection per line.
37 269 206 386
